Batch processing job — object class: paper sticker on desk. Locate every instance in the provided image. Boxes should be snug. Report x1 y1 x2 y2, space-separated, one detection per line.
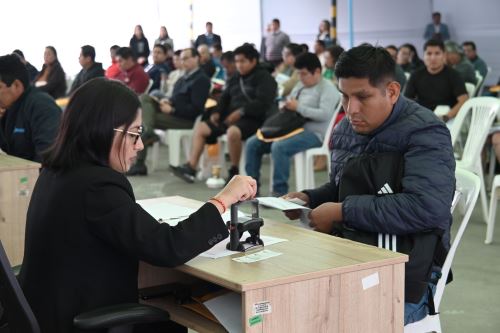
232 249 282 263
249 315 263 326
362 272 380 290
253 301 272 315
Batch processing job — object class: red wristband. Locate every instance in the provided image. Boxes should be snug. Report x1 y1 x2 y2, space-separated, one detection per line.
210 197 226 214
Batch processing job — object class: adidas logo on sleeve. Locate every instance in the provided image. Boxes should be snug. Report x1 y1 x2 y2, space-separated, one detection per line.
377 183 394 195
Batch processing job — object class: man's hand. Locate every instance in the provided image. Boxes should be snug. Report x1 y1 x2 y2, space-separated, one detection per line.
285 98 299 111
210 112 220 125
223 109 242 126
309 202 343 233
159 100 173 114
282 192 310 220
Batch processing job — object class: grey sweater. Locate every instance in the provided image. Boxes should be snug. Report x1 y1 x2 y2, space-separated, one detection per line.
291 78 340 141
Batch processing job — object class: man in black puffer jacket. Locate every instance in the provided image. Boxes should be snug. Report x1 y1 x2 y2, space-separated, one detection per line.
0 54 61 162
285 44 455 326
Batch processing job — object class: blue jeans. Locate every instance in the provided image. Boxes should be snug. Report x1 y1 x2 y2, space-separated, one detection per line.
245 130 322 196
404 271 439 325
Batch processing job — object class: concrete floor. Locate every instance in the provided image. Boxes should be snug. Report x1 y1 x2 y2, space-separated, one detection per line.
129 145 500 333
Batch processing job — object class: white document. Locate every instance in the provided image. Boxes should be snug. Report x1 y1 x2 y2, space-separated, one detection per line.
204 292 242 333
200 233 287 259
257 197 310 211
138 201 246 226
275 73 290 85
434 105 450 117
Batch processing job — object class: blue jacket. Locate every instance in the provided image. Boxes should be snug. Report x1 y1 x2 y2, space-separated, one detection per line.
306 96 455 238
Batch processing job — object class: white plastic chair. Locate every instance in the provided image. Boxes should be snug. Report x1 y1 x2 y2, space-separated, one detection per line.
465 82 475 98
476 67 491 97
404 168 480 333
451 97 500 222
292 101 342 191
485 175 500 244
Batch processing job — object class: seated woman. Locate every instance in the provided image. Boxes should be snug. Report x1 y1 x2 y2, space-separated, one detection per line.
34 46 67 99
18 78 256 332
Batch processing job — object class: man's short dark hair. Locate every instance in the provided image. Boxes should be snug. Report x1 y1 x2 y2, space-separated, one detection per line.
221 51 234 63
154 44 167 54
212 44 223 52
110 45 120 52
234 43 259 62
0 54 30 89
12 49 25 59
300 43 309 53
81 45 96 62
315 40 326 49
432 12 441 17
326 45 345 61
285 43 303 57
424 39 445 52
462 41 476 51
174 50 182 57
294 52 322 74
386 45 398 53
206 22 213 26
272 18 280 26
116 47 135 60
184 48 199 58
335 43 396 87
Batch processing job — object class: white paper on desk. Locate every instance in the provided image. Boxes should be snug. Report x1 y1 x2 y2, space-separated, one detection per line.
199 233 288 259
138 201 196 226
275 73 290 85
204 292 242 333
138 201 246 226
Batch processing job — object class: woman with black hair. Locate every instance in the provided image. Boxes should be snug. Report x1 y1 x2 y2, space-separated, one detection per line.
34 46 67 99
130 25 150 67
18 78 256 332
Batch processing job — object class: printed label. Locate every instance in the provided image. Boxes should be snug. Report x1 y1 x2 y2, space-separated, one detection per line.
362 272 380 290
253 301 272 315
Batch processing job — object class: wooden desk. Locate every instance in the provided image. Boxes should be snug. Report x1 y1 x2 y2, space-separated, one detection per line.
0 154 40 265
138 196 408 333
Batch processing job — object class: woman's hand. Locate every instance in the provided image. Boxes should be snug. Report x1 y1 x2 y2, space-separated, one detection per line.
209 175 257 213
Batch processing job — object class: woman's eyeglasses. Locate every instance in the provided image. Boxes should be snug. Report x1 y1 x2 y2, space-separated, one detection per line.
113 126 144 145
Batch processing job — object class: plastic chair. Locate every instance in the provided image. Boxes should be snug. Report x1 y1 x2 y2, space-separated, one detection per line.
451 97 500 222
404 168 481 333
292 101 342 191
485 175 500 244
465 82 475 98
0 240 169 333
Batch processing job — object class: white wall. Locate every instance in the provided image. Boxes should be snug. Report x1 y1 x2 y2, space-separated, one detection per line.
0 0 261 78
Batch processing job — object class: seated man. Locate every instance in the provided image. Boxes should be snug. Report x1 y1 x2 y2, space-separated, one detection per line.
445 41 477 85
462 41 488 78
405 39 468 122
245 52 340 196
0 54 61 162
284 44 455 325
112 47 149 94
128 48 210 175
220 51 237 82
145 44 171 92
105 45 120 79
197 44 216 78
172 43 277 183
69 45 104 94
274 43 302 98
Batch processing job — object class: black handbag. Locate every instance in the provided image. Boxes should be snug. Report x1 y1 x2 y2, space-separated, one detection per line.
256 87 307 142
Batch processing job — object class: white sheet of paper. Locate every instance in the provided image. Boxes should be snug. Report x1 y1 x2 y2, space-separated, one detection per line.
203 292 242 333
275 73 291 85
257 197 310 211
138 200 246 226
434 105 450 117
199 233 287 259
